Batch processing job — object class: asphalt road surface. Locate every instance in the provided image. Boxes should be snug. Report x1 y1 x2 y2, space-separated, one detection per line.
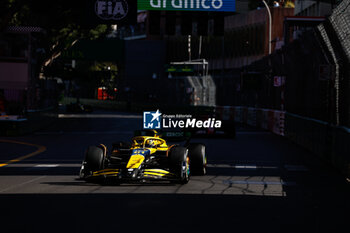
0 110 349 233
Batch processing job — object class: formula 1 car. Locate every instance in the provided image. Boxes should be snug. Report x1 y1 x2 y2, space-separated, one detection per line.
79 130 206 184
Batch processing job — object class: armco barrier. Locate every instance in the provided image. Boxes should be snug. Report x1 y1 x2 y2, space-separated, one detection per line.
217 106 350 178
331 127 350 178
222 106 235 121
285 113 331 161
234 107 243 123
247 107 257 127
273 111 285 136
285 113 350 178
217 106 285 136
261 109 269 130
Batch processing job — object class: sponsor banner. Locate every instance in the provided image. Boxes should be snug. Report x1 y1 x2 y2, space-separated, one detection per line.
216 105 285 136
87 0 137 26
138 0 236 12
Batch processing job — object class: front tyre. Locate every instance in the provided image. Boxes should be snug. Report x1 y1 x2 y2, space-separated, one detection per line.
80 146 105 178
169 146 190 184
188 143 207 175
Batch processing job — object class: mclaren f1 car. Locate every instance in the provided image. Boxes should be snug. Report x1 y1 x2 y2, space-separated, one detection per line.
79 130 207 184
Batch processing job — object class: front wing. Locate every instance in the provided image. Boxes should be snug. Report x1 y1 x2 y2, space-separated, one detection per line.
87 168 178 182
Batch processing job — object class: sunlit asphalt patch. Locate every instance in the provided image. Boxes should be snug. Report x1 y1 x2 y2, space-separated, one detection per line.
223 180 296 186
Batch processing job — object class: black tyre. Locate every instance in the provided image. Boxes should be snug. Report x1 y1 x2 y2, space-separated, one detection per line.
168 146 190 184
85 146 105 173
188 143 207 175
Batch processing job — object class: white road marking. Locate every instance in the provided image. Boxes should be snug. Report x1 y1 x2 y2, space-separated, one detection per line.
234 165 257 169
35 164 59 168
4 163 81 168
35 131 134 135
34 130 270 136
24 164 81 171
207 164 274 170
58 114 142 119
26 164 60 171
207 164 232 168
208 163 308 172
15 159 82 162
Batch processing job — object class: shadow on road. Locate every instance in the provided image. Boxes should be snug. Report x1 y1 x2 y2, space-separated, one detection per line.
1 192 348 233
0 166 80 176
1 162 349 233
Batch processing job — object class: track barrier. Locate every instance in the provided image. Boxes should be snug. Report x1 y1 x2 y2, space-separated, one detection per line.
216 106 350 178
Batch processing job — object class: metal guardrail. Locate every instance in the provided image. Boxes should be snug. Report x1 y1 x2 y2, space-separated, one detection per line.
217 105 350 178
216 106 285 136
285 112 350 178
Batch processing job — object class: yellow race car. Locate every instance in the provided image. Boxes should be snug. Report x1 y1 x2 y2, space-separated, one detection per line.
79 130 206 184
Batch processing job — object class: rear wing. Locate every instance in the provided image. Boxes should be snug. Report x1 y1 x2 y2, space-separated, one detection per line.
161 131 191 142
134 130 191 142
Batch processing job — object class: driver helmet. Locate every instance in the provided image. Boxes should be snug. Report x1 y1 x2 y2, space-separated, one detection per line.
146 139 156 148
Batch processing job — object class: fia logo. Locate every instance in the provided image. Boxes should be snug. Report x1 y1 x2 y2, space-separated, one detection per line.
143 110 162 129
95 0 129 20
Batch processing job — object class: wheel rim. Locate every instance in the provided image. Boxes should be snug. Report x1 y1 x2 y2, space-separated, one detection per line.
202 146 207 174
182 152 190 182
186 157 190 178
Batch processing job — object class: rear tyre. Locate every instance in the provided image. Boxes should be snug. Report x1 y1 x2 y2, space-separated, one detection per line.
168 146 190 184
82 146 105 177
188 143 207 175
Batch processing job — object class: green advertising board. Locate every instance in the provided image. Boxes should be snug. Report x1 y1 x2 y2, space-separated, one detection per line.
138 0 235 12
165 64 194 73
